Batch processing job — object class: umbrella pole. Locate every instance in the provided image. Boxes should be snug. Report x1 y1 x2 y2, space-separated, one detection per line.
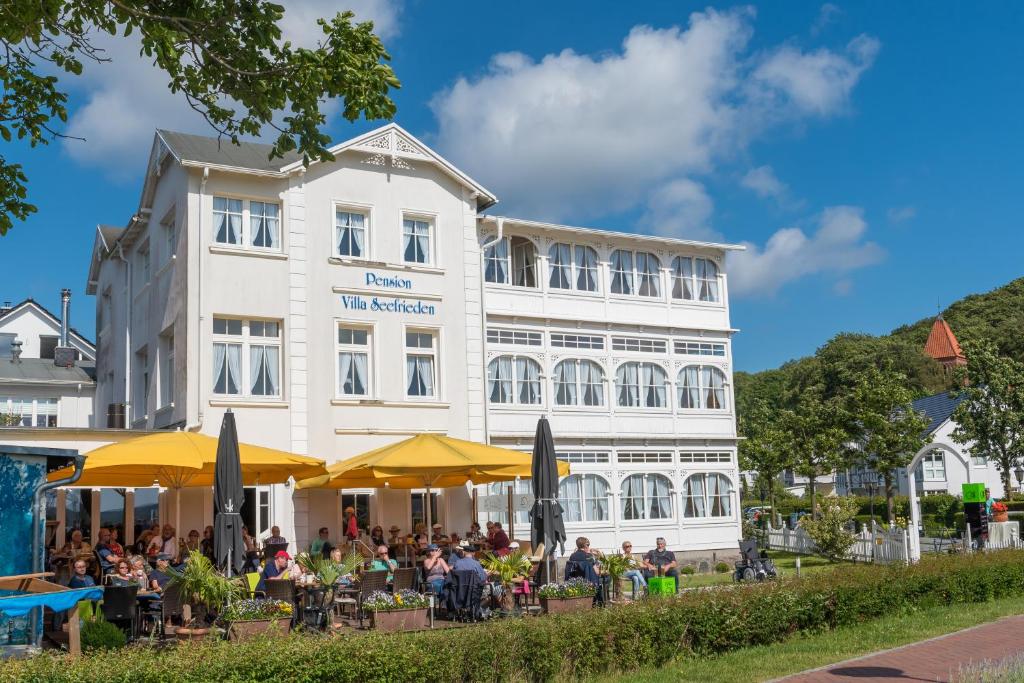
425 485 432 534
175 487 181 557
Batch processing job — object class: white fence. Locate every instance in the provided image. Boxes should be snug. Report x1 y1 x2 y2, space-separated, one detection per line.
767 523 910 564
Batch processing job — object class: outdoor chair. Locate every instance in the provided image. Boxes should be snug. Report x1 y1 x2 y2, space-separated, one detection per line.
244 572 265 598
334 569 387 628
263 542 288 562
101 585 139 639
445 570 483 623
392 567 416 592
265 579 298 622
158 582 184 636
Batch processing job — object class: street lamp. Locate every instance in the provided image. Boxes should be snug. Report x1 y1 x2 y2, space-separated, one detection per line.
1015 465 1024 493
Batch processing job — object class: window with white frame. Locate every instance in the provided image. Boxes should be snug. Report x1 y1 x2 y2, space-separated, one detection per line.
159 329 174 408
402 217 432 264
696 258 720 302
405 330 437 398
213 197 243 246
163 212 177 264
617 452 673 463
548 242 572 290
553 359 605 407
615 362 667 408
249 201 280 249
0 397 58 427
212 318 281 398
682 473 733 518
486 328 542 346
611 336 668 354
337 325 370 397
557 452 610 464
674 341 726 357
671 256 720 302
971 454 989 466
611 250 661 297
483 480 531 528
620 473 673 521
134 240 150 293
550 332 604 350
484 235 538 288
548 243 600 292
559 474 610 523
134 348 149 419
609 249 634 295
213 196 281 250
335 209 367 258
487 355 542 405
677 365 727 410
679 452 732 463
920 451 946 481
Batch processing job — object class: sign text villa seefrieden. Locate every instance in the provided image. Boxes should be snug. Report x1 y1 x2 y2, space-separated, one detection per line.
340 272 436 315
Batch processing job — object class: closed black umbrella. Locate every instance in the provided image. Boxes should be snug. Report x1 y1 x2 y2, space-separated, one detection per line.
529 417 565 583
214 411 246 576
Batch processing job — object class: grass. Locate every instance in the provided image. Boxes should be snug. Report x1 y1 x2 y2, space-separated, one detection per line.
680 551 841 588
602 594 1024 683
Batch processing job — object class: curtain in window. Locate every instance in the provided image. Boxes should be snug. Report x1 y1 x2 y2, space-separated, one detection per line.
407 355 434 397
559 476 583 522
684 475 707 518
621 475 644 520
214 197 242 244
697 258 720 302
403 220 430 263
484 239 509 284
610 250 634 295
616 363 639 407
584 475 609 521
672 256 694 300
641 363 666 408
488 357 513 403
249 345 279 396
213 343 226 393
707 474 731 516
579 360 603 406
511 239 536 287
515 357 541 404
704 367 725 409
336 212 365 257
548 243 571 289
226 344 241 394
251 203 279 249
554 360 577 406
575 246 599 291
646 475 671 519
338 352 368 395
636 253 661 297
679 366 700 408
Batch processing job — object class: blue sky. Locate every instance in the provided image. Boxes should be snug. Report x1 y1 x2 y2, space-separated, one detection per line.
1 1 1022 372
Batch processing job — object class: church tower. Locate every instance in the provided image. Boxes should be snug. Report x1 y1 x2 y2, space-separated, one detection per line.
923 314 967 369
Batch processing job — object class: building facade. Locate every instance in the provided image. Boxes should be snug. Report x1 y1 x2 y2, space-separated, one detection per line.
85 124 742 557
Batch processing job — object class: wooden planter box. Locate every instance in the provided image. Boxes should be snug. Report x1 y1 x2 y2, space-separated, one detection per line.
370 608 428 632
540 595 593 615
227 617 292 642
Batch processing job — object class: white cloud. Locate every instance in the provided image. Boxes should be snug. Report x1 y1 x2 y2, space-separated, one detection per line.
811 3 843 37
887 205 917 223
60 0 400 178
638 178 717 241
431 9 878 221
728 206 884 296
741 165 788 201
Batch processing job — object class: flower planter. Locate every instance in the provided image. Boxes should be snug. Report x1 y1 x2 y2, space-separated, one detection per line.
175 626 212 641
227 618 292 642
540 595 593 615
369 607 428 632
993 511 1010 523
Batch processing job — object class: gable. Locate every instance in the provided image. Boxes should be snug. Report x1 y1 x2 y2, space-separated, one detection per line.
0 301 95 359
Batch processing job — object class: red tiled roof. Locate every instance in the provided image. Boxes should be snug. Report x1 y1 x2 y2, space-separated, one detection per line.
924 316 965 361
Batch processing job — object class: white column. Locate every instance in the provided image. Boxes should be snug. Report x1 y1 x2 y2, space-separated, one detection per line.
284 172 308 548
906 467 921 562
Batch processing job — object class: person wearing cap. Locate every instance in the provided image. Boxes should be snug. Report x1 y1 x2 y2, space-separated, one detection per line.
431 523 448 544
450 543 487 584
387 525 402 545
149 555 173 591
370 545 398 582
257 550 291 592
423 543 451 595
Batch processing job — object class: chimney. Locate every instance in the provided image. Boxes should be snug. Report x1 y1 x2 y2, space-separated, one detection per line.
0 301 11 316
54 288 76 368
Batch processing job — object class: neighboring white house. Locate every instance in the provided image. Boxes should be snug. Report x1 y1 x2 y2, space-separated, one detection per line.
82 124 744 559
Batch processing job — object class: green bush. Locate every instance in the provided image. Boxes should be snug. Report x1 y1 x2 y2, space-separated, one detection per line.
9 551 1024 682
680 565 695 575
80 616 126 652
714 562 731 574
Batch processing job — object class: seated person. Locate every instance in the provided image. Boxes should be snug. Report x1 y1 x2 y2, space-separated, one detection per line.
95 528 123 574
147 524 179 561
370 545 398 581
310 527 332 558
387 525 402 545
60 529 92 558
109 559 143 588
431 523 448 544
423 544 450 594
565 537 603 599
184 529 202 554
642 537 680 592
449 543 488 584
620 541 646 599
67 559 95 589
108 529 125 558
200 526 215 562
257 550 291 592
466 521 483 542
329 548 356 587
369 525 386 549
266 525 288 546
413 534 429 558
134 530 155 556
490 523 511 557
130 556 150 587
148 556 173 592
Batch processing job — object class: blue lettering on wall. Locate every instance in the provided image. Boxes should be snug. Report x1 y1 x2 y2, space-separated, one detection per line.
365 272 413 289
341 294 435 316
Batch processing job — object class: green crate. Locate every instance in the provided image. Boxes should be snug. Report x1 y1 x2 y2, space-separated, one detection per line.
648 577 676 595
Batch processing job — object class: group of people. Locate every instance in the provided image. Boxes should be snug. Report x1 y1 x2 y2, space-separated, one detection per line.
56 526 180 595
566 536 682 599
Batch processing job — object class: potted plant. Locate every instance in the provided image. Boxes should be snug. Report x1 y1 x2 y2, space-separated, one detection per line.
363 589 430 632
222 598 293 641
600 552 636 602
295 550 362 604
993 502 1010 523
480 550 532 613
167 550 240 639
537 578 596 615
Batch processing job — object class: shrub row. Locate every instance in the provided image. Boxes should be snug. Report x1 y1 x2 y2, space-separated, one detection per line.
8 551 1024 682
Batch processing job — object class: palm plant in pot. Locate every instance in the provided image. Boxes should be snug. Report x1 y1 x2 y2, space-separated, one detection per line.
295 551 362 602
167 550 240 638
480 550 532 613
601 552 637 602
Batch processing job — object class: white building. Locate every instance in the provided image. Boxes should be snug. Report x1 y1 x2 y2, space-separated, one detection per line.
84 124 743 559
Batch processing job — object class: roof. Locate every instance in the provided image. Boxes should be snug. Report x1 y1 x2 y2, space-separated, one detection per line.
98 225 125 250
0 358 96 385
487 216 746 252
0 299 95 354
912 390 967 435
156 129 302 174
924 316 965 362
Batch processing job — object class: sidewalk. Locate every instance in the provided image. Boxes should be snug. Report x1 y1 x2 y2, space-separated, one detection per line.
778 614 1024 682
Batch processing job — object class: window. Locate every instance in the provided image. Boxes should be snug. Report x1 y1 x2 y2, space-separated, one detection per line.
0 397 58 427
696 258 720 302
679 452 732 463
484 236 537 287
671 256 694 300
337 325 370 397
620 473 673 521
550 333 604 350
402 217 432 264
682 473 733 518
971 454 989 467
615 362 667 408
487 355 542 405
553 359 604 407
482 480 531 529
548 243 600 292
39 335 58 360
674 341 726 357
136 240 151 290
213 197 243 245
163 213 177 264
671 256 720 302
559 474 610 523
134 348 149 419
212 318 281 398
611 336 667 354
678 365 727 410
610 249 634 295
617 452 673 463
486 329 542 346
557 452 610 464
484 237 509 284
548 243 572 290
405 330 436 398
335 210 366 258
0 333 14 359
575 245 599 292
159 330 174 407
611 250 661 297
920 451 946 481
250 201 280 249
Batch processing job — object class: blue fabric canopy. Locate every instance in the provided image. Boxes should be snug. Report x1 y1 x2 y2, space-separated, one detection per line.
0 587 103 617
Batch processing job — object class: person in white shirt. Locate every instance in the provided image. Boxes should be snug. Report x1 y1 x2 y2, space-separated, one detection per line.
147 524 179 563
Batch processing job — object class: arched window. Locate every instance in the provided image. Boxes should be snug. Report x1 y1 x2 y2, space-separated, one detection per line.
620 473 673 521
484 236 538 287
487 356 542 405
616 362 667 408
677 365 727 410
682 473 733 518
559 474 610 522
553 359 605 407
611 250 661 297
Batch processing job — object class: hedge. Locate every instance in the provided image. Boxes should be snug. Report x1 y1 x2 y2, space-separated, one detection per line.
8 551 1024 682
